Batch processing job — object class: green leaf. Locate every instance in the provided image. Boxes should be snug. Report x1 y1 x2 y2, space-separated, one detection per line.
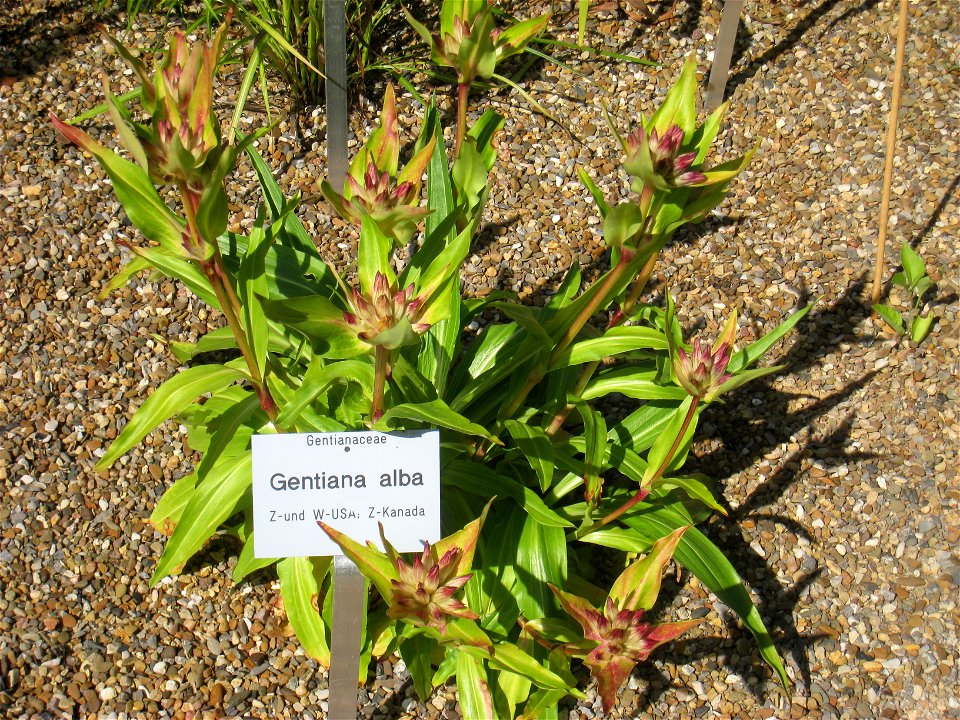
496 13 550 61
378 399 499 442
441 618 494 652
194 391 261 484
583 366 688 402
449 326 533 411
452 141 488 211
544 264 582 315
649 52 698 137
609 400 681 454
244 145 328 263
99 254 151 298
578 525 651 553
467 110 504 171
492 303 552 347
642 396 696 485
259 295 368 359
712 364 786 399
728 302 815 373
399 633 438 701
689 101 728 165
573 399 606 505
97 365 245 469
196 182 229 247
656 474 726 514
505 420 555 492
392 354 438 405
515 512 566 620
358 212 397 292
521 688 570 719
50 114 187 255
609 526 688 611
151 452 252 583
276 358 373 428
622 510 790 689
577 167 609 217
168 326 237 363
149 471 197 536
232 531 277 582
488 643 577 692
551 326 667 368
443 460 572 529
127 245 220 308
316 522 396 602
278 556 333 664
602 202 645 248
901 244 925 286
456 651 496 720
910 312 935 344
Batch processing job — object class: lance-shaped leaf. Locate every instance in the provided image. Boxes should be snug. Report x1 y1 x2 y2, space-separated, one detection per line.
609 526 688 611
50 113 188 255
494 12 551 62
96 364 245 469
433 497 493 577
316 521 397 601
648 52 698 138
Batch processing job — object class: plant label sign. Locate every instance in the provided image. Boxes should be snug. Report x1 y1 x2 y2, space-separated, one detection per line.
251 430 440 558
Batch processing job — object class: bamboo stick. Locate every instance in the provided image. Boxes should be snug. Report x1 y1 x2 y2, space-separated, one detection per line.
872 0 910 305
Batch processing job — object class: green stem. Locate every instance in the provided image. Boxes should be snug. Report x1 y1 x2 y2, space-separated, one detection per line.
371 345 390 423
549 252 633 366
455 81 470 157
621 251 659 317
501 252 636 423
180 183 278 421
572 396 700 540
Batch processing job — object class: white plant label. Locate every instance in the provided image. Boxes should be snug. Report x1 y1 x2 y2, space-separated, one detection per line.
252 430 440 558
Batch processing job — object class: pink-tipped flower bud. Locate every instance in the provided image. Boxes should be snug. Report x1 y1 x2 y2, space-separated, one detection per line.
342 272 432 350
671 312 738 400
388 542 478 633
624 123 708 189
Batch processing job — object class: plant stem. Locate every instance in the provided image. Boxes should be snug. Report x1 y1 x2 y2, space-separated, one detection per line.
501 252 636 423
454 81 469 157
549 252 633 367
371 344 389 422
573 396 700 540
621 251 659 316
179 183 278 420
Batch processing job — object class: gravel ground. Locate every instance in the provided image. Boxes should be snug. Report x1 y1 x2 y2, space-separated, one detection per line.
2 0 959 718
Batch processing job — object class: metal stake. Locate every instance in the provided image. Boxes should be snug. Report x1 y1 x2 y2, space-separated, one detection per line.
328 556 364 719
325 0 349 188
324 3 359 719
705 0 744 112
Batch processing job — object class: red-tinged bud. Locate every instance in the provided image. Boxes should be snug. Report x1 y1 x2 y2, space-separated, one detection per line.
624 122 710 190
388 541 478 633
672 312 738 400
344 272 432 349
549 541 701 714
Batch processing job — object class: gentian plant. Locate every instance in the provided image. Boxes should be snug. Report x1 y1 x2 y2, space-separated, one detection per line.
53 19 810 716
404 0 549 155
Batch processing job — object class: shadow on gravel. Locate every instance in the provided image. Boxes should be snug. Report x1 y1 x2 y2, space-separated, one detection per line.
724 0 882 102
910 173 960 251
0 0 106 78
670 278 887 694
